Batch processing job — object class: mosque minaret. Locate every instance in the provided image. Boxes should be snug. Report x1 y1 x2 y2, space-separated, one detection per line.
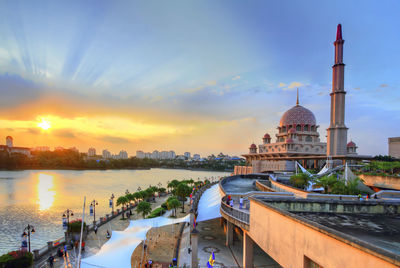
327 24 348 156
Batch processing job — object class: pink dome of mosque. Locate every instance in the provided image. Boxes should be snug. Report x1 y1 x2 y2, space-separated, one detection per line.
263 133 271 139
279 105 316 127
249 143 257 149
347 141 356 147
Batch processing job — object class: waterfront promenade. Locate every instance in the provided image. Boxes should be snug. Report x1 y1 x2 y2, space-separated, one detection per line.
35 195 172 268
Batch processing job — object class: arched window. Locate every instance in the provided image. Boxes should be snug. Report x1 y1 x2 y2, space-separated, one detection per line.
296 125 301 131
304 125 309 131
311 125 315 131
305 136 312 142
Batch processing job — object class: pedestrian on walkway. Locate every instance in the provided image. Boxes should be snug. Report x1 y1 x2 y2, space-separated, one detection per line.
94 225 98 234
229 199 234 207
239 196 243 209
48 255 54 267
64 245 68 257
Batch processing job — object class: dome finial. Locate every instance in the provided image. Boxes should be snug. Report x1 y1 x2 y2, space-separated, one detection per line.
296 88 299 106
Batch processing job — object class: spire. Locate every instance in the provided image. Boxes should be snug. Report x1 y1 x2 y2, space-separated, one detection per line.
336 24 342 41
296 88 299 106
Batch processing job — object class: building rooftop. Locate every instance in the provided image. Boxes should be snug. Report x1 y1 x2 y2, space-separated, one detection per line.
252 196 400 264
293 212 400 258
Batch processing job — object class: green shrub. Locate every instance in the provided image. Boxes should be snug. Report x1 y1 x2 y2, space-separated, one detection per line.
161 202 168 210
68 219 86 233
0 250 33 268
289 173 311 190
147 207 166 218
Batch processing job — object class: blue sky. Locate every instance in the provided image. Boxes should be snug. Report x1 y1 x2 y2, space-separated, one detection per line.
0 0 399 156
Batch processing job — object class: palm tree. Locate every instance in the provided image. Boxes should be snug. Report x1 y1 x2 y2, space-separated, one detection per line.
289 173 311 190
313 175 337 193
167 197 181 217
137 201 152 218
176 182 191 213
116 196 129 219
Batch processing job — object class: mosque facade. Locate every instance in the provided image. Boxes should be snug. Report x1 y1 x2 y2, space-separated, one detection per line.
241 24 358 173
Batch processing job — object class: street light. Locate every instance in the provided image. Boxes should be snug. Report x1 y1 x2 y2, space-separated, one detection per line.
90 199 98 223
62 209 74 232
110 193 115 215
22 224 35 252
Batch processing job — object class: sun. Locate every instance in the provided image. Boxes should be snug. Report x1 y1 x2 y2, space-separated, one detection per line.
37 118 51 130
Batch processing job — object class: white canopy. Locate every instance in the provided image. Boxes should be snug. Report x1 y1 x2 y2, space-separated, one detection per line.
81 184 222 268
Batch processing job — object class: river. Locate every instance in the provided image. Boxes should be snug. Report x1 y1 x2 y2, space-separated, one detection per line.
0 168 229 254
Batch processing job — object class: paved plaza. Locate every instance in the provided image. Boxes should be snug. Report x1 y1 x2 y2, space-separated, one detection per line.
179 218 280 268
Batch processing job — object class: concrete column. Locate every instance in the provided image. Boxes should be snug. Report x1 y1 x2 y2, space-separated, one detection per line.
243 231 254 268
47 241 53 252
33 249 40 260
314 160 317 169
191 229 199 268
219 217 224 227
226 221 233 246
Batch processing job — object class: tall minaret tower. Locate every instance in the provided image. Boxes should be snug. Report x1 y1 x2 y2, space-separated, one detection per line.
327 24 348 156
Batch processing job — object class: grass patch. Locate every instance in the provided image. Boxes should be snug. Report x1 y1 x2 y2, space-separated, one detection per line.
147 207 166 218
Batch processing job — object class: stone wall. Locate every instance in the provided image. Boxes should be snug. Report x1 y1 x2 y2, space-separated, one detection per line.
360 174 400 191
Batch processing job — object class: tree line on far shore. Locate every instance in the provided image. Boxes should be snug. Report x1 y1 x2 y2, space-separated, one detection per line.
0 150 240 171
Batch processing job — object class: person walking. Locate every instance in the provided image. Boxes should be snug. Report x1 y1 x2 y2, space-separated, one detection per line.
239 196 243 209
229 199 234 207
48 255 54 267
94 225 98 234
64 244 68 257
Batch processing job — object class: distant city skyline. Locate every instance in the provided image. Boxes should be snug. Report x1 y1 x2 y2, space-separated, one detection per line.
0 1 399 156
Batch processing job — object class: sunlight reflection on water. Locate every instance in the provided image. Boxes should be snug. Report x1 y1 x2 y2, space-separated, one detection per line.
37 173 55 211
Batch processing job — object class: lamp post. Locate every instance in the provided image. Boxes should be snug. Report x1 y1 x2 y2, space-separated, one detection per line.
110 193 115 215
62 209 74 232
22 224 35 252
90 200 98 224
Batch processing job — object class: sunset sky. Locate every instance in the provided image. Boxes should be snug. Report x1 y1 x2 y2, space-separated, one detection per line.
0 0 399 156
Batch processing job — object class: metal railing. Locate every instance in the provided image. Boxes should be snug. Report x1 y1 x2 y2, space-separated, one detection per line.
220 196 250 225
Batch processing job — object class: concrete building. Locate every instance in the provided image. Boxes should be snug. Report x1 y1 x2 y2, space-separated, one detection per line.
119 150 128 159
102 149 111 159
34 146 50 152
388 137 400 158
193 154 200 160
136 150 145 159
242 24 366 173
184 152 191 159
217 174 400 268
88 147 96 157
0 136 31 157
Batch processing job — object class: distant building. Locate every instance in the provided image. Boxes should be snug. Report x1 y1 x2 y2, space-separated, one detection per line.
102 149 111 159
151 150 159 159
34 146 50 152
184 152 191 159
88 147 96 157
193 154 200 160
0 136 31 157
169 150 176 159
136 150 145 159
6 136 13 147
389 137 400 158
119 150 128 159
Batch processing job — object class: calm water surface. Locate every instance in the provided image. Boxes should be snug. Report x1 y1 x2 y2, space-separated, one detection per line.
0 168 228 254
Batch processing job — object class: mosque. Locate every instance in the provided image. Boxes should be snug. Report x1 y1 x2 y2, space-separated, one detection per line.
239 24 363 174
